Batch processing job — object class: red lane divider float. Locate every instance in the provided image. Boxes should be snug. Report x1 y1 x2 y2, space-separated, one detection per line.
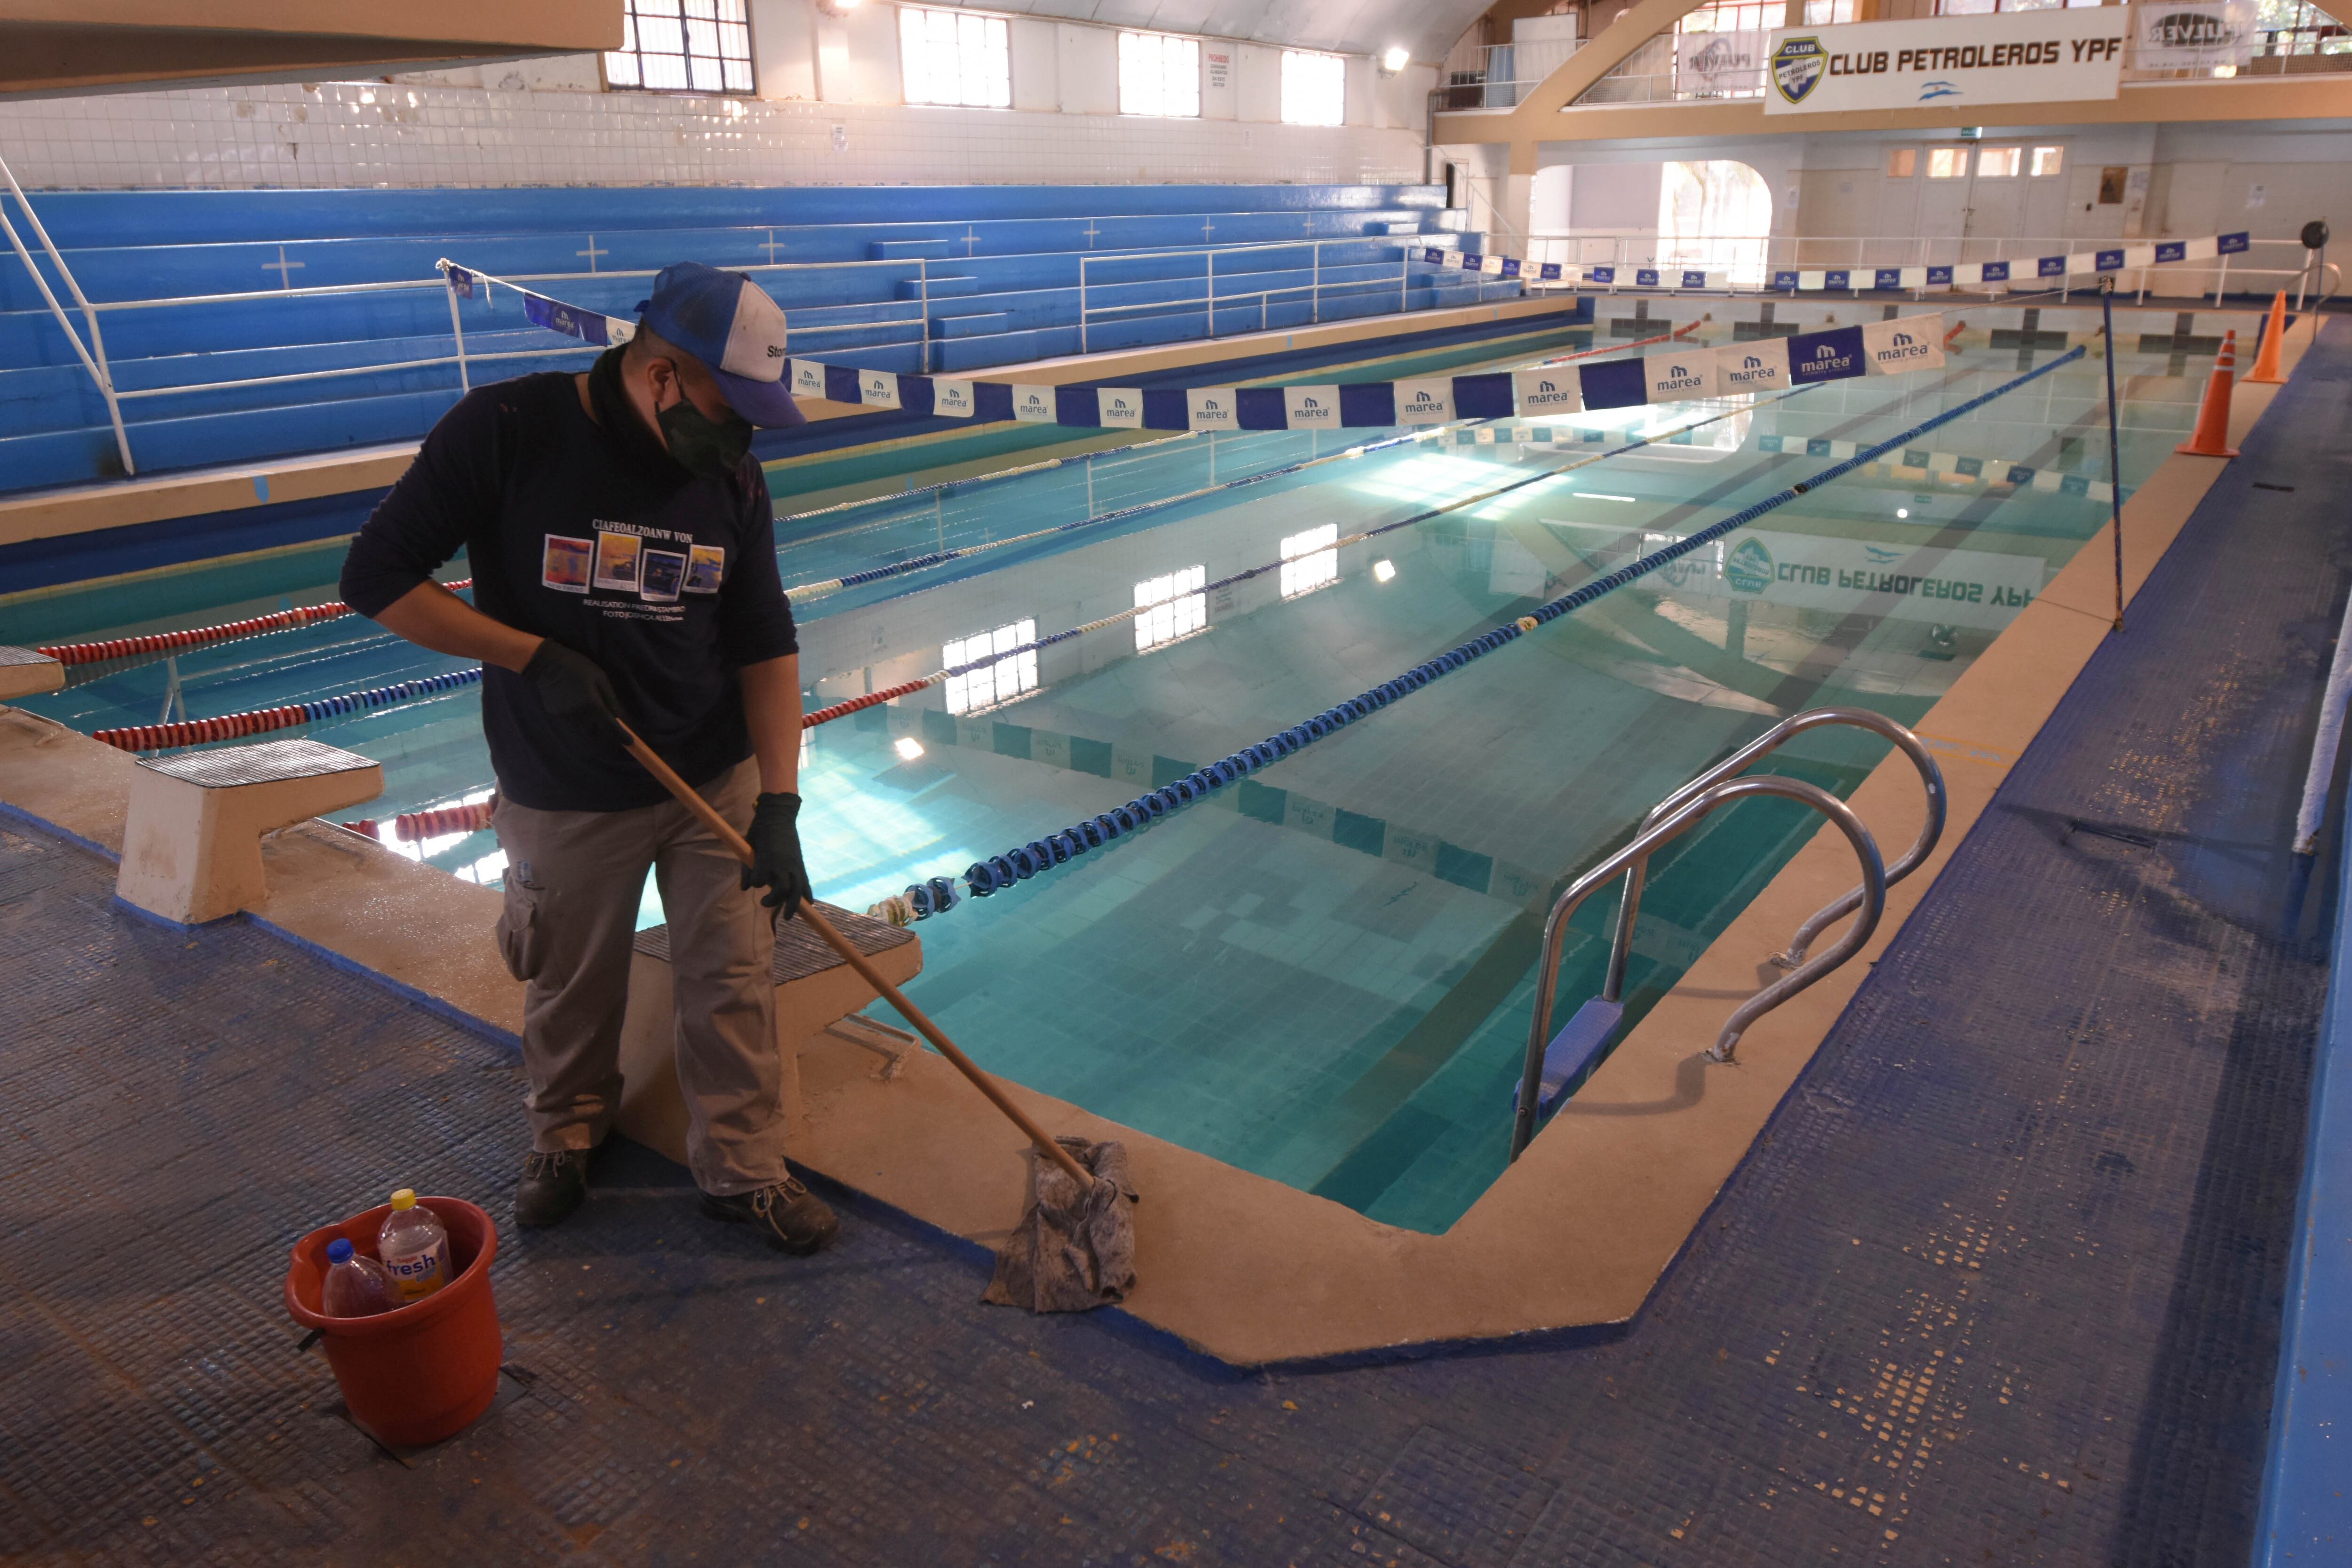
342 798 497 845
38 579 473 668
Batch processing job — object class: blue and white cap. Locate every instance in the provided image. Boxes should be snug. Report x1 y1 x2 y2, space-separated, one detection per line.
637 261 806 429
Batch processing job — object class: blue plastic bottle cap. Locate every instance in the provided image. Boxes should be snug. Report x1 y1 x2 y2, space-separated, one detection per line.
326 1237 354 1264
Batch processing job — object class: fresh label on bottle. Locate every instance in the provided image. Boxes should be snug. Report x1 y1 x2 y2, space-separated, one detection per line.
382 1238 448 1302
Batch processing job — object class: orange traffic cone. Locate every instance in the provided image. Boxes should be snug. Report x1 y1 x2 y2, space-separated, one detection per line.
2244 291 2289 384
2176 329 2242 458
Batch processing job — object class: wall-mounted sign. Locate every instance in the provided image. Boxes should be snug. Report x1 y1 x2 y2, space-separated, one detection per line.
1764 8 2127 115
1205 50 1231 91
1675 30 1764 97
2133 3 2253 70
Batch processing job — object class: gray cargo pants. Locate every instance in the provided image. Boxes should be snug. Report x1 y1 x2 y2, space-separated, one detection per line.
490 760 787 1197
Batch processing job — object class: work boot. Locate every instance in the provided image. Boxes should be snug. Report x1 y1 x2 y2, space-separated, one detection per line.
701 1172 840 1255
515 1149 591 1227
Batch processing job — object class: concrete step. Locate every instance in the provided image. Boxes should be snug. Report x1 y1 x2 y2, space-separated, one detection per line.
867 239 953 260
895 276 980 300
933 312 1012 339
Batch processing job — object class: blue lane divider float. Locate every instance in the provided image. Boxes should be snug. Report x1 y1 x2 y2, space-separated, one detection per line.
873 344 2091 923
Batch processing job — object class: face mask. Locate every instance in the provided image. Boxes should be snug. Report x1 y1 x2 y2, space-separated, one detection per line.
656 384 753 479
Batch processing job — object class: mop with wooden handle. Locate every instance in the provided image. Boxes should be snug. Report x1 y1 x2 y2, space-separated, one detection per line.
614 718 1137 1311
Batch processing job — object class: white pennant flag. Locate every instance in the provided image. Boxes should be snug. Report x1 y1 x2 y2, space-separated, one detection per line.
1861 314 1945 375
1513 368 1582 416
1712 340 1790 396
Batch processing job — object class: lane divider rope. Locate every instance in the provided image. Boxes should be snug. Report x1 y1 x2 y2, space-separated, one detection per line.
869 344 2089 924
803 386 1797 739
91 666 485 752
779 325 1703 602
86 372 1760 758
38 580 473 668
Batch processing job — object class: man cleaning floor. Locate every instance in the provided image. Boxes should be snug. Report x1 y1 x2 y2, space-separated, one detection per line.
340 263 838 1255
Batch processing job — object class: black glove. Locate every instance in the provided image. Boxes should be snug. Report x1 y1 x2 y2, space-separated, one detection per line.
522 640 622 740
742 791 812 917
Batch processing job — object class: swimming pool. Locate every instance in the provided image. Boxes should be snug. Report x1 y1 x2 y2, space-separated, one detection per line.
7 306 2212 1231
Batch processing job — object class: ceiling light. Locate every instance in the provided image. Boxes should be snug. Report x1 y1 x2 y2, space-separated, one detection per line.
893 736 924 761
1373 559 1397 582
1381 46 1412 73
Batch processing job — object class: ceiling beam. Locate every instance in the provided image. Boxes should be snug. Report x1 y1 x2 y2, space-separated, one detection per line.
0 2 617 100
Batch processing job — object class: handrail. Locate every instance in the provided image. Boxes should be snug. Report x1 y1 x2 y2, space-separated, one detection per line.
1611 707 1944 983
0 151 135 474
1512 772 1886 1161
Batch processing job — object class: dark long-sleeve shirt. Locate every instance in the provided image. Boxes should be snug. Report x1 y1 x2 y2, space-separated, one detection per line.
341 369 797 812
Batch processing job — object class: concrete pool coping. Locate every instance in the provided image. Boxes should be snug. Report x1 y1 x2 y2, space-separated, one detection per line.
0 305 2307 1366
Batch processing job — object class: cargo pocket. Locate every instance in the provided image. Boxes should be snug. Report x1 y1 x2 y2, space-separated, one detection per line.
495 879 548 982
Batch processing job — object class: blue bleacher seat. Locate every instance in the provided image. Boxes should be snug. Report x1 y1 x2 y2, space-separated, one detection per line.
0 182 1488 493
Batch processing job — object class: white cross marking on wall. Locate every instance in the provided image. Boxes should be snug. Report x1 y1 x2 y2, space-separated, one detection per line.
578 236 608 272
762 230 787 264
1201 217 1216 242
262 246 304 290
1081 221 1101 248
963 225 980 256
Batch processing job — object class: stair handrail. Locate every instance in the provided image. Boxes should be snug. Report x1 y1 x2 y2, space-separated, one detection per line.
1511 774 1886 1162
1613 707 1945 989
0 149 135 475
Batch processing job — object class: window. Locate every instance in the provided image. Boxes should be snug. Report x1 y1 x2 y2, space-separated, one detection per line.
943 619 1038 714
1927 147 1969 179
1280 49 1346 126
1887 147 1918 179
1135 566 1208 652
1803 0 1855 19
2031 145 2065 177
1119 32 1200 117
1678 0 1777 32
899 6 1011 108
1976 146 2022 178
1279 525 1339 598
1657 159 1773 289
605 0 753 94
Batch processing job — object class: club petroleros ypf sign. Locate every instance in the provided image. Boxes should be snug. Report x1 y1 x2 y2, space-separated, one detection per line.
1764 8 2127 115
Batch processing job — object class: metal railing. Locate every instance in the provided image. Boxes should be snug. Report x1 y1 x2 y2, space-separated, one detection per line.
1510 772 1886 1161
1076 239 1522 354
1510 707 1947 1160
1432 37 1585 110
1518 230 2336 307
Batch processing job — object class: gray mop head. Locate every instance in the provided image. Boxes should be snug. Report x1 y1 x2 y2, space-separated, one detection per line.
981 1137 1139 1313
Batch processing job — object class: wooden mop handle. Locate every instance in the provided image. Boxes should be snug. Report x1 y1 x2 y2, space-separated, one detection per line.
613 721 1094 1188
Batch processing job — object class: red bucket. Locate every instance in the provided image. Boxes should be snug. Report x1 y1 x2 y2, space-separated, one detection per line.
285 1196 503 1448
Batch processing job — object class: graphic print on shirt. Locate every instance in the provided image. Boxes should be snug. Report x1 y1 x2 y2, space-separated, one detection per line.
640 549 687 603
542 534 594 593
593 531 642 591
685 543 727 594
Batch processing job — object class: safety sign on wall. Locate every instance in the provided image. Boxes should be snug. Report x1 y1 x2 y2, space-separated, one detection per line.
1763 8 2128 115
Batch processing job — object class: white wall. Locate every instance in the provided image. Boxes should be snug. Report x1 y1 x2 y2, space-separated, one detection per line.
1593 121 2352 251
0 78 1429 189
0 2 1437 191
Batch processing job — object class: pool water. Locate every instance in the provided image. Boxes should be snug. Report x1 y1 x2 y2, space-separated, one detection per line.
5 311 2208 1232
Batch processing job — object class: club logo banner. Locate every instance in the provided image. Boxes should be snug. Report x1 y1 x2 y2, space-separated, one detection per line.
1763 8 2126 114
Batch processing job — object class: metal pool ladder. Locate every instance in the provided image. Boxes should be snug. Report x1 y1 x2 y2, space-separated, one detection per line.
1508 708 1947 1162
